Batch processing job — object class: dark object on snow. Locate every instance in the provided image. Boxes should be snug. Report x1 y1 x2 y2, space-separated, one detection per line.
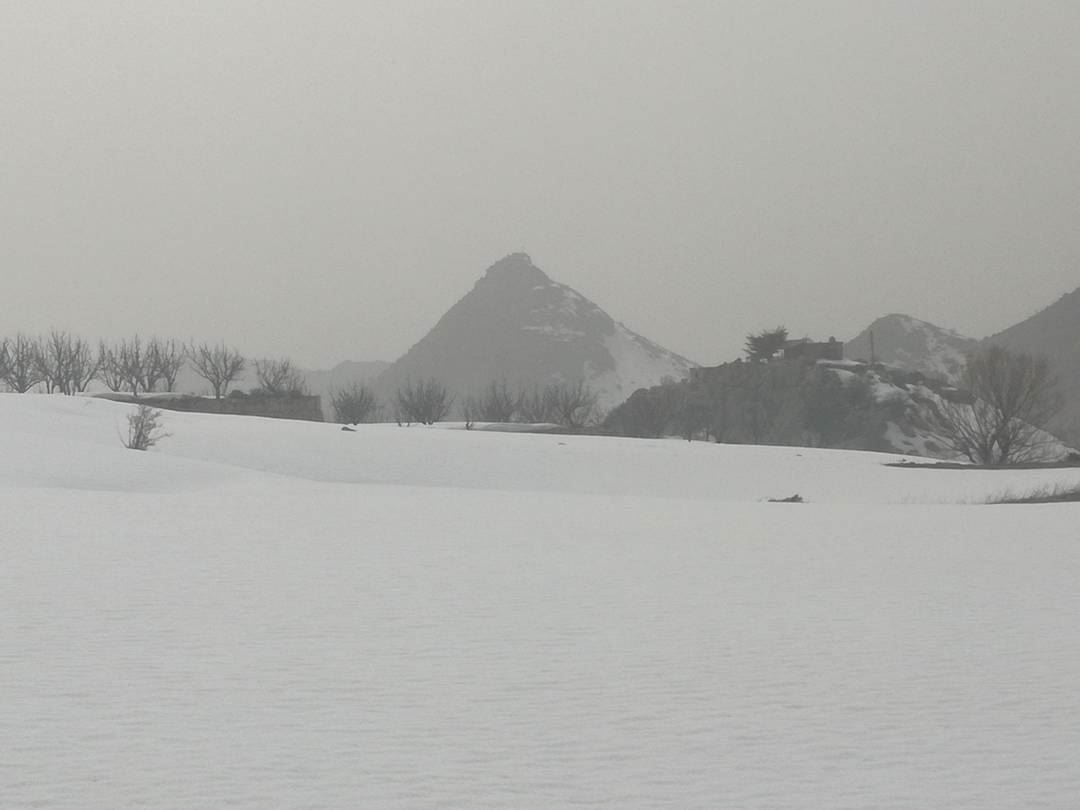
767 494 804 503
341 425 356 432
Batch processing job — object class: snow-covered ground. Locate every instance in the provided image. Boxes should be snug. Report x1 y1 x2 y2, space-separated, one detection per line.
3 395 1080 808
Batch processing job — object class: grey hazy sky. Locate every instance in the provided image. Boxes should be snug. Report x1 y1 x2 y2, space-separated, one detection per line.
4 1 1080 367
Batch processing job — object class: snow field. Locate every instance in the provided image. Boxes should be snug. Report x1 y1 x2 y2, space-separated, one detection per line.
2 395 1080 808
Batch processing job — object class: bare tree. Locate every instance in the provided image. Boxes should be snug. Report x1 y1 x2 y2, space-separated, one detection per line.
2 334 43 393
122 404 169 450
550 380 598 429
518 385 558 423
929 346 1062 465
392 398 408 427
67 337 98 393
35 332 66 394
140 337 165 393
330 382 379 424
473 379 520 422
99 336 146 395
254 357 307 395
395 378 453 425
99 336 171 396
35 331 97 395
462 395 477 430
517 381 597 428
40 333 69 393
97 340 127 392
188 342 246 399
134 336 163 393
462 381 516 428
149 338 185 392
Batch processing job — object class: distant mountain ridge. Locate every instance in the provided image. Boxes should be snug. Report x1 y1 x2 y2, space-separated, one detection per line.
373 253 695 411
303 360 390 396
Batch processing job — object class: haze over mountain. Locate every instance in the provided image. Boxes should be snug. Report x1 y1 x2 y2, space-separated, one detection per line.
373 254 695 412
845 315 979 381
302 360 390 395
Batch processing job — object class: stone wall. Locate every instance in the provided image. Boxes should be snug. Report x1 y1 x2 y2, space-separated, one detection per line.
98 392 324 422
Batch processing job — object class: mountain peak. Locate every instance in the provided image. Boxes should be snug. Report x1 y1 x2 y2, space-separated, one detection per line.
377 254 694 412
846 314 977 381
480 252 550 286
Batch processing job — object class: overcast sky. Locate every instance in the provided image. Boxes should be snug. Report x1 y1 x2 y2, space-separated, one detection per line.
4 1 1079 367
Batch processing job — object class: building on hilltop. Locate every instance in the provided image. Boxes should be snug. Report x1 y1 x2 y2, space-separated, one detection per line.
782 337 843 362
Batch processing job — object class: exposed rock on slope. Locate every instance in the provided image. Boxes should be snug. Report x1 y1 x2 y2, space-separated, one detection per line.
374 253 695 411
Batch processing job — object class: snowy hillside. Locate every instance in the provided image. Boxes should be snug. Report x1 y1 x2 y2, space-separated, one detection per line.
828 362 1073 460
4 394 1080 808
846 313 978 381
987 285 1080 444
585 322 694 410
374 253 695 412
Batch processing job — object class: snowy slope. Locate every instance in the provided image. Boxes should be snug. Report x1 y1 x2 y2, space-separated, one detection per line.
4 394 1080 808
586 323 696 410
828 364 1075 461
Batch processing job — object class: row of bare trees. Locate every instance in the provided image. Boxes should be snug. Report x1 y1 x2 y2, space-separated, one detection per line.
0 331 308 401
0 334 50 393
330 378 457 426
98 337 185 395
328 379 451 426
0 332 99 394
328 378 601 429
504 380 599 428
458 379 600 428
